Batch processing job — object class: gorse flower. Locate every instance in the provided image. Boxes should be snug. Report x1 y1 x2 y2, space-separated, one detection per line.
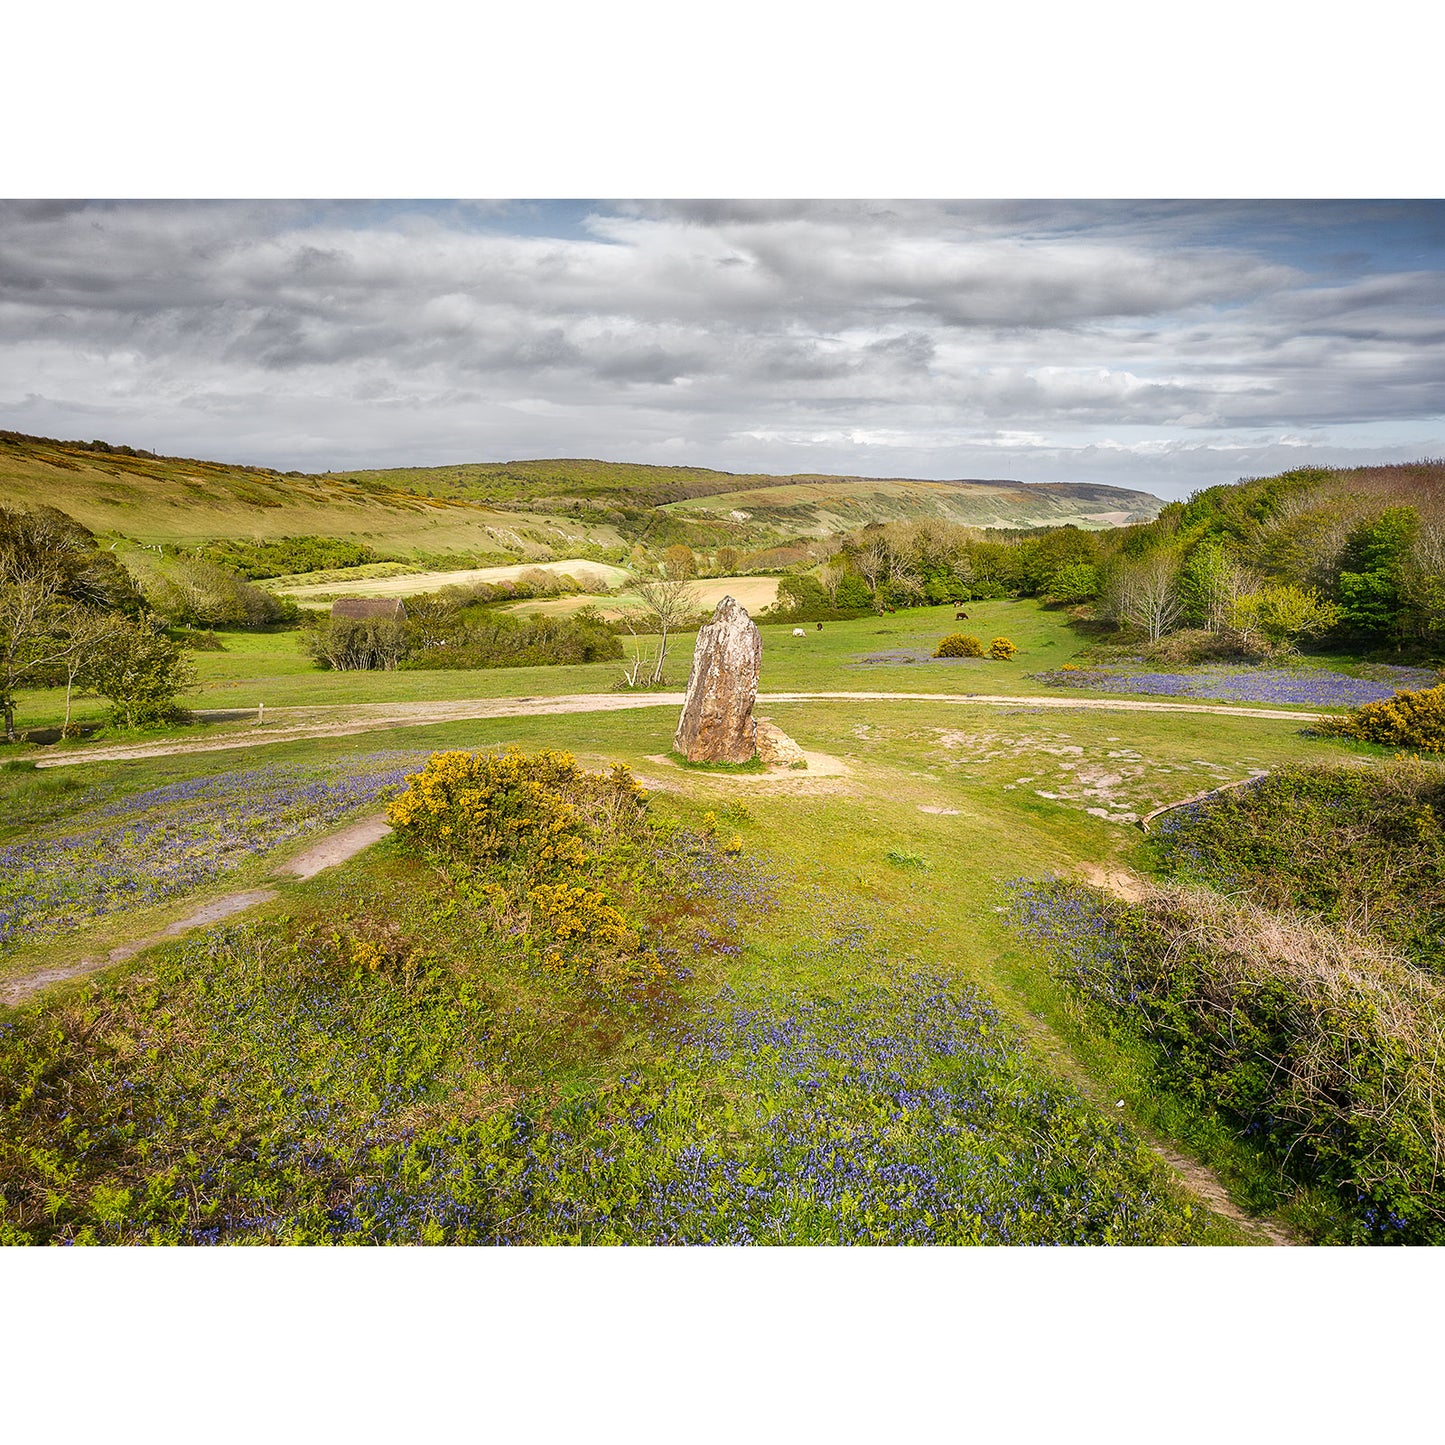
387 747 647 877
1323 683 1445 751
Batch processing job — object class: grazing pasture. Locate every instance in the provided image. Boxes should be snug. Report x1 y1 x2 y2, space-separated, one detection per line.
10 599 1376 740
2 582 1418 1244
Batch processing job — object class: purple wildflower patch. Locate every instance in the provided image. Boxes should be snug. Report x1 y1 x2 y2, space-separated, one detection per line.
1031 663 1436 708
0 752 430 949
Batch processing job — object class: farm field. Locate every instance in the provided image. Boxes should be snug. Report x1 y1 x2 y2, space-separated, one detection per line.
502 574 782 621
2 679 1359 1243
271 558 633 604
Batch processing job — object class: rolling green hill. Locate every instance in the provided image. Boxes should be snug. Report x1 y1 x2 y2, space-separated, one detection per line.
0 433 623 560
347 456 1163 539
0 432 1162 560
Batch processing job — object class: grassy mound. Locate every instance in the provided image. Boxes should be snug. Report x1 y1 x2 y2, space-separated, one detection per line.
1148 759 1445 972
1012 877 1445 1243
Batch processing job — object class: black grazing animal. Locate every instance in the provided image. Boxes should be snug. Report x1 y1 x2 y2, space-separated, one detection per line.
816 622 823 631
955 610 970 620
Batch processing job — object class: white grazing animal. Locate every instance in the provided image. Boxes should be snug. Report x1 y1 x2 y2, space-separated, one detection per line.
792 627 806 637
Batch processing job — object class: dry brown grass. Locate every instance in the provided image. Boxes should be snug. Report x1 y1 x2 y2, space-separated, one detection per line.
1120 884 1445 1233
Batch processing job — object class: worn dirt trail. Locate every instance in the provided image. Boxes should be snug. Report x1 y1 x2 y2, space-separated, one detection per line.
1068 860 1296 1244
34 690 1324 769
0 816 393 1008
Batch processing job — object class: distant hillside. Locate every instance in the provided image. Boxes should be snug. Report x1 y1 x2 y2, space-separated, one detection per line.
0 432 621 560
347 457 1164 538
660 474 1158 535
0 432 1163 559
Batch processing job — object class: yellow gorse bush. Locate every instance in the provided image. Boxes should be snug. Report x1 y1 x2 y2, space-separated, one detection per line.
528 882 638 950
988 636 1018 660
933 633 984 658
1324 684 1445 753
387 747 647 873
388 746 660 984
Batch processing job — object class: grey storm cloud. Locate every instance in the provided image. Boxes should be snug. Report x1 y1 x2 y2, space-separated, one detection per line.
0 198 1441 497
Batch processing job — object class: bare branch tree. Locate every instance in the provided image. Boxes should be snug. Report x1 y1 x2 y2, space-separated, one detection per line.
1110 553 1185 643
624 578 697 685
819 558 847 605
854 536 890 593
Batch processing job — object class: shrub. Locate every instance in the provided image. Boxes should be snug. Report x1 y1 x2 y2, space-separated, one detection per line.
383 748 772 989
933 633 983 658
401 606 623 671
1012 877 1445 1242
767 573 872 623
387 747 646 878
527 881 642 978
1149 759 1445 972
84 614 195 728
1322 683 1445 752
307 615 407 671
987 636 1018 660
196 535 385 580
1139 627 1265 665
179 629 226 651
144 557 297 627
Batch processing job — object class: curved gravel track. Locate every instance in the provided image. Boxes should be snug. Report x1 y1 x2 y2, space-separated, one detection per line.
32 690 1324 769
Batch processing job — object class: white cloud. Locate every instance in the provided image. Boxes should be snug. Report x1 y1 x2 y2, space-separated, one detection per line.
0 199 1440 498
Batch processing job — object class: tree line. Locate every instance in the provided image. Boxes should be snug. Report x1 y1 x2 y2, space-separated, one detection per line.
761 461 1445 657
0 506 193 740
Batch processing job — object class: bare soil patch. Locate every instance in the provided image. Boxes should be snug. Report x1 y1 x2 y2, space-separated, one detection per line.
276 558 631 600
2 812 396 1007
279 815 393 878
2 888 277 1008
643 750 850 789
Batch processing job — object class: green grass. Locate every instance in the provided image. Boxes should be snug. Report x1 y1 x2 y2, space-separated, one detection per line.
1 597 1378 1242
6 598 1357 744
669 752 768 773
0 724 1243 1244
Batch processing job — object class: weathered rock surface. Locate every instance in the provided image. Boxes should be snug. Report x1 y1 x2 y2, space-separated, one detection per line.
673 596 762 762
754 717 805 767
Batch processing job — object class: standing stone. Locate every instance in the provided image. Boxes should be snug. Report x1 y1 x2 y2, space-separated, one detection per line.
673 596 762 762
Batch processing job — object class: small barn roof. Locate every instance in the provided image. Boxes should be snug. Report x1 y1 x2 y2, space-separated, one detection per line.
331 597 407 621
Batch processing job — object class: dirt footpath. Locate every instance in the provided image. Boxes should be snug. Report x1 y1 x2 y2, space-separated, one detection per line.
1 815 392 1008
33 691 1325 770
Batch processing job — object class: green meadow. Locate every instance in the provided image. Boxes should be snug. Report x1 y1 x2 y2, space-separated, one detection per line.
5 598 1336 738
1 596 1365 1242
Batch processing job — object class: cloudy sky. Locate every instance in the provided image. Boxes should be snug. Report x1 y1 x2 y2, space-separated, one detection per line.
1 198 1441 500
